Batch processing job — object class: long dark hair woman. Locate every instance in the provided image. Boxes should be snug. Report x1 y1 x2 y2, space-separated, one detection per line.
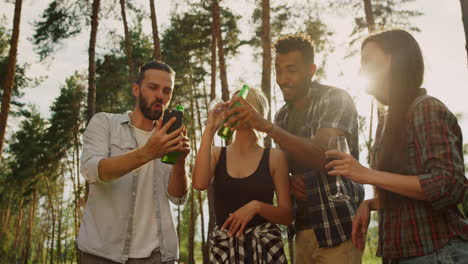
325 29 468 264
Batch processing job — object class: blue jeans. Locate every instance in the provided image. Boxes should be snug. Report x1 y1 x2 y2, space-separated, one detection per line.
384 237 468 264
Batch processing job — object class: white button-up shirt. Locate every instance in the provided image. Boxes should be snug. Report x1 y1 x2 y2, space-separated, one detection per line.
78 112 187 263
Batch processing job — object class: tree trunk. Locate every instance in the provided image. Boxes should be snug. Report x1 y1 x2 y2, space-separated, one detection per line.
87 0 101 123
363 0 375 33
36 230 45 264
210 12 217 101
56 177 65 264
212 0 229 101
187 73 197 264
45 179 56 264
119 0 136 84
198 191 208 263
461 0 468 67
24 189 38 264
192 85 208 262
188 190 196 264
0 0 23 158
363 0 377 159
261 0 272 148
207 185 216 246
14 197 24 250
149 0 162 60
2 192 12 232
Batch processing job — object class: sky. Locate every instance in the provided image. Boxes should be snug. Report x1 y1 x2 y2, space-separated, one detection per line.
1 0 467 200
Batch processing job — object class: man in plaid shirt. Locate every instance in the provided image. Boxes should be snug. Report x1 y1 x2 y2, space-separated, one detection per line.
224 34 364 263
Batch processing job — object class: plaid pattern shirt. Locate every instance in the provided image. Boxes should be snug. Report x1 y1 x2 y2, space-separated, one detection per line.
274 81 364 247
372 93 468 259
209 223 287 264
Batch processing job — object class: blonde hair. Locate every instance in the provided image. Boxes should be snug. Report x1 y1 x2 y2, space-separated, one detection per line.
232 87 270 143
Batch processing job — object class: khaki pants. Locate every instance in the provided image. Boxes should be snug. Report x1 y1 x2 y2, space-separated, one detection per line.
295 229 362 264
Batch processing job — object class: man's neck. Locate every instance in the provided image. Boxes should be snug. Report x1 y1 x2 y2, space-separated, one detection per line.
291 96 309 111
291 80 313 110
130 108 154 131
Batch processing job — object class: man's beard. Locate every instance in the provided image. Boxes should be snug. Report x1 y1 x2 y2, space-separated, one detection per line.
139 95 164 120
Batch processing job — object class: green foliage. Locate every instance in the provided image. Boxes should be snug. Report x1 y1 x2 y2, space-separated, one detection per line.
95 16 155 113
250 2 334 78
330 0 422 55
33 0 88 60
43 73 86 175
0 17 43 114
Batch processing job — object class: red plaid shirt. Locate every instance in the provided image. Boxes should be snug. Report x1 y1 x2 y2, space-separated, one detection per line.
373 94 468 258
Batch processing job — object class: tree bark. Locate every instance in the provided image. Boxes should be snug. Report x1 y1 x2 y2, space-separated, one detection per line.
363 0 376 33
14 197 24 250
261 0 272 148
119 0 136 84
149 0 162 60
87 0 101 123
1 192 12 232
461 0 468 67
0 0 23 158
210 11 217 101
23 189 38 264
45 179 56 264
363 0 378 159
212 0 229 101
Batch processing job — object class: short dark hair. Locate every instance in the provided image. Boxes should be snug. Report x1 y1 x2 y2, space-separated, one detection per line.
274 34 315 64
136 61 175 84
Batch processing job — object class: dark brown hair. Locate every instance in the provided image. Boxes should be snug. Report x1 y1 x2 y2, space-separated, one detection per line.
363 29 424 208
136 61 175 85
274 34 315 64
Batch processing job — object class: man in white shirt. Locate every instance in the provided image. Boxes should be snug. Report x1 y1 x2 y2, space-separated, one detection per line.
78 61 190 264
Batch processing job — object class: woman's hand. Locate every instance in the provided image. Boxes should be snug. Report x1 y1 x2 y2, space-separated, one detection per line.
206 102 229 130
221 201 259 237
352 200 372 251
325 150 374 184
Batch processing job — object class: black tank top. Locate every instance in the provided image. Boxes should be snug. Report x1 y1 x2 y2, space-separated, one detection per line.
213 147 275 228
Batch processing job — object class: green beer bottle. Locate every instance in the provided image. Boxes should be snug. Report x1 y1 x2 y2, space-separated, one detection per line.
161 105 185 164
217 84 250 140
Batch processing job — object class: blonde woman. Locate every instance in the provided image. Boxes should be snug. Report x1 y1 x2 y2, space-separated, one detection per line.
192 88 292 263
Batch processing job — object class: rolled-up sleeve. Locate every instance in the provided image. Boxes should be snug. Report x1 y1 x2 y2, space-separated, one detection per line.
412 99 467 210
80 113 110 184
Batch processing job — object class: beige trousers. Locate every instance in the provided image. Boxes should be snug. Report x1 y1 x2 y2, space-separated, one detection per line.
294 229 362 264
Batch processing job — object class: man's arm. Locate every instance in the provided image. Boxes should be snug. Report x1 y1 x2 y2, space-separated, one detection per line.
268 124 346 170
100 118 185 181
223 96 348 171
81 113 184 182
167 130 190 199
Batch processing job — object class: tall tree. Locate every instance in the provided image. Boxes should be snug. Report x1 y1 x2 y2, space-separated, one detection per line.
210 9 217 101
149 0 162 60
87 0 101 123
119 0 136 84
212 0 229 101
461 0 468 66
261 0 272 148
0 0 23 158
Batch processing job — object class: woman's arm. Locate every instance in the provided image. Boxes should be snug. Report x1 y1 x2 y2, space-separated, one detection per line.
192 102 227 190
192 126 220 190
325 151 428 201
